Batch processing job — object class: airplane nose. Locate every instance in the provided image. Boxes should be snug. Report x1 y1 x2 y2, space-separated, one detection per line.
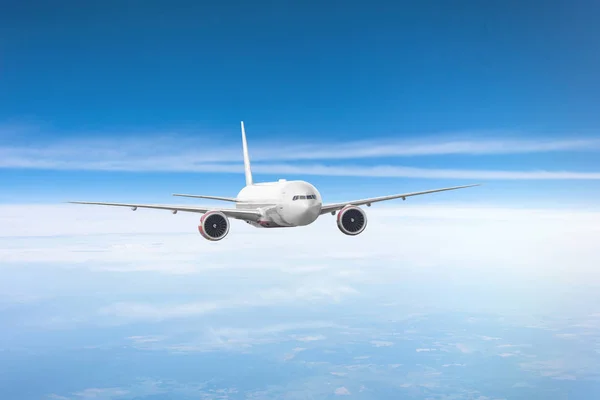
289 200 320 226
304 200 321 220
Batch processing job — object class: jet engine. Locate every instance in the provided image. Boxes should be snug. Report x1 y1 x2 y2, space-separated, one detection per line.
198 211 230 241
336 205 367 236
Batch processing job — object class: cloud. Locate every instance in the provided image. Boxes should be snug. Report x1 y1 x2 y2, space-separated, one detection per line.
480 336 502 341
293 334 327 342
72 388 129 399
334 387 351 395
4 158 600 180
3 128 600 162
3 203 600 329
48 379 211 400
371 340 394 347
497 344 532 349
3 128 600 179
554 333 578 339
157 323 337 353
517 356 600 382
253 163 600 180
283 347 306 361
126 335 164 344
455 344 472 353
98 284 357 322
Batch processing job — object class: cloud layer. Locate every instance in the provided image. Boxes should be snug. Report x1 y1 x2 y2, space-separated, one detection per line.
2 202 600 327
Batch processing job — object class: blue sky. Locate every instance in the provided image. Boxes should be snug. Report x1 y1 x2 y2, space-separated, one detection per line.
1 0 600 206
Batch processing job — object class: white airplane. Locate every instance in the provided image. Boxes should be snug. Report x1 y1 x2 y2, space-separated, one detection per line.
70 122 480 241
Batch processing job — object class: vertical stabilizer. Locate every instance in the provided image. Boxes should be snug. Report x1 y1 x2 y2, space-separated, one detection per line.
240 121 253 186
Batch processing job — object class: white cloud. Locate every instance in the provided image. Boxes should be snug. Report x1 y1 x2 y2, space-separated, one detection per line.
253 163 600 180
126 335 164 344
3 128 599 162
3 158 600 180
3 203 600 326
554 333 578 339
4 204 600 277
456 344 472 354
72 387 129 399
334 387 351 395
371 340 394 347
480 336 502 341
293 334 327 342
331 372 347 376
47 379 210 400
283 347 306 361
98 284 356 322
2 130 600 179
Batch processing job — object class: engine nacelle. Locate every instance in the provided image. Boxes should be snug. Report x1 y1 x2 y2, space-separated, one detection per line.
336 205 367 236
198 211 230 241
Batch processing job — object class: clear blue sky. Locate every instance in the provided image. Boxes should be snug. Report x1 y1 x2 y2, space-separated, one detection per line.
1 1 599 206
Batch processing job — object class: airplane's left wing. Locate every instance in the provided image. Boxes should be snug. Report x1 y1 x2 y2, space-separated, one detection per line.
68 201 262 222
320 184 480 215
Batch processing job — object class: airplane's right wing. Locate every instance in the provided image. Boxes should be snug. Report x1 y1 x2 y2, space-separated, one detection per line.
68 201 262 222
320 184 481 215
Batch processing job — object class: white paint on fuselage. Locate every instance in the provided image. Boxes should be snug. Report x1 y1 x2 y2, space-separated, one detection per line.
235 180 322 228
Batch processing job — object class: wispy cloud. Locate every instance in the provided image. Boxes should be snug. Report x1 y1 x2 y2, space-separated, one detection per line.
2 131 600 179
47 379 210 400
253 163 600 180
3 128 600 159
98 283 358 322
73 387 129 399
371 340 394 347
3 156 600 179
293 334 327 342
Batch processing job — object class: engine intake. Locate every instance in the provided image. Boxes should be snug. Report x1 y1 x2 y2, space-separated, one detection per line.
337 205 367 236
199 211 230 241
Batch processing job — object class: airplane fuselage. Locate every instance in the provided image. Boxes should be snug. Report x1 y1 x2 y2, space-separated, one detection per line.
235 179 322 228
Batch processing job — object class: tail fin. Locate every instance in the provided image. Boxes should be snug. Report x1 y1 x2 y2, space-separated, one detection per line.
240 121 253 186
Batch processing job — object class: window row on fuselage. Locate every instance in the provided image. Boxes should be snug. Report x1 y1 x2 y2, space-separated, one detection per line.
292 194 317 200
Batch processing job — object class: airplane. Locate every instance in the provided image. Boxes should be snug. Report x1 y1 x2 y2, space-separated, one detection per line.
70 121 480 241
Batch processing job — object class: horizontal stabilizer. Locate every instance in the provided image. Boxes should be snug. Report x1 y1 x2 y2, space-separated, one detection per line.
172 193 237 202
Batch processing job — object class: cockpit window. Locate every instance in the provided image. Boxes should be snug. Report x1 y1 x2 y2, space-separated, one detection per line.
292 194 316 200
